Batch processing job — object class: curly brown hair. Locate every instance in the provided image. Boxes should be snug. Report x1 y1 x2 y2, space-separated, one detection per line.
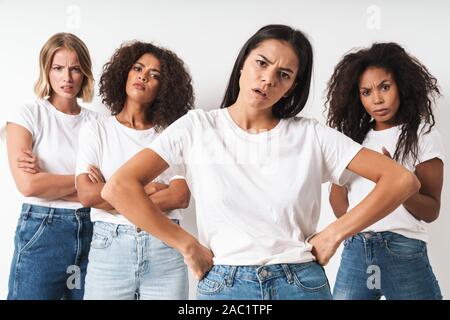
326 42 440 164
99 41 194 129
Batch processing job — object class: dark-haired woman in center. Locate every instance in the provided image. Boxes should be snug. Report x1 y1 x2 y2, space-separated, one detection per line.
101 25 420 300
326 42 443 300
75 41 194 299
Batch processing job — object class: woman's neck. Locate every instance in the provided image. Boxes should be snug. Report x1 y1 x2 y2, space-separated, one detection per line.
48 95 80 115
227 102 279 133
116 100 153 130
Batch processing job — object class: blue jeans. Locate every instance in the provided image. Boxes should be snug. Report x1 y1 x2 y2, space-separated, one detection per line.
8 203 92 300
197 262 332 300
84 221 188 300
333 231 442 300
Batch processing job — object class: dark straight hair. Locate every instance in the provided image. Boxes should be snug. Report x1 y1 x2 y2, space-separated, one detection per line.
220 24 314 119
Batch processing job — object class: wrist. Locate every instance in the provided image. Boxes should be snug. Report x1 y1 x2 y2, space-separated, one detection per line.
176 233 199 256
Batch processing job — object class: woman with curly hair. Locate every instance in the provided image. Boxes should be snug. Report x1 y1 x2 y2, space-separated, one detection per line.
100 25 419 300
6 33 100 299
326 42 444 300
75 41 194 299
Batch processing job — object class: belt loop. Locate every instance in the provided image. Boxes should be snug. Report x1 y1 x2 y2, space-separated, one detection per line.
282 264 294 284
47 208 55 224
113 224 119 237
225 266 237 287
23 204 32 220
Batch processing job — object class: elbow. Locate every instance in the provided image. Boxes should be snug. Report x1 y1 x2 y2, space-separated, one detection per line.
101 179 121 204
178 190 191 209
403 171 421 197
18 180 36 197
78 190 94 208
422 207 440 224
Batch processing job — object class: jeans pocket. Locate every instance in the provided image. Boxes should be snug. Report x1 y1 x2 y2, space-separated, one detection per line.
292 262 329 292
197 268 225 295
384 234 425 259
18 216 48 254
90 231 113 249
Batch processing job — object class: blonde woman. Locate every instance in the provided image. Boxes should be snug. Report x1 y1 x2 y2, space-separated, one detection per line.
6 33 101 299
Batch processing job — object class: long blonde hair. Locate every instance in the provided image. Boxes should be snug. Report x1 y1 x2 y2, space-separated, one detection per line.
34 33 94 102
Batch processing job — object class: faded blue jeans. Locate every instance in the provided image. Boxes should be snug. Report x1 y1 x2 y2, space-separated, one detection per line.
8 203 92 300
333 231 442 300
197 262 332 300
83 220 188 300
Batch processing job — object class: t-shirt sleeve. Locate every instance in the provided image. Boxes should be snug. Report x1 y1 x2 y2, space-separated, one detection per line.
75 120 101 179
6 103 38 138
418 127 445 165
148 112 194 167
315 122 363 185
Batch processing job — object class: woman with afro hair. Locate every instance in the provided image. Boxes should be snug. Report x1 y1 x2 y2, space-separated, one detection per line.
326 42 444 300
75 41 194 299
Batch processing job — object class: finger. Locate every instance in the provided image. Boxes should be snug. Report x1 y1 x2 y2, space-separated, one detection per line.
88 168 101 180
88 173 98 183
17 156 35 163
22 167 38 174
90 167 105 182
18 162 36 169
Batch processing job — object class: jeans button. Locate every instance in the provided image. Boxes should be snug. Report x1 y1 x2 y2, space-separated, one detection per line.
260 269 268 278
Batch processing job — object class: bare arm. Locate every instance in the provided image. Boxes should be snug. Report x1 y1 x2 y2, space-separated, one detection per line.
310 147 420 265
77 165 190 212
329 184 349 218
149 179 190 211
6 123 76 199
403 158 443 223
76 174 114 210
101 148 213 280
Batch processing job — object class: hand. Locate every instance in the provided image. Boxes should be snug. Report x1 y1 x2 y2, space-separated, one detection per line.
182 241 214 280
88 165 105 183
17 150 41 174
308 230 342 266
144 182 169 195
381 147 392 159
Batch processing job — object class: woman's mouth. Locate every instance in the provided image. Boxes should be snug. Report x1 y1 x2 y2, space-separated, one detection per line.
372 108 390 116
133 83 145 91
252 88 268 100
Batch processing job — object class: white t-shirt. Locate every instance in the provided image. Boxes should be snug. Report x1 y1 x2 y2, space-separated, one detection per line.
149 108 362 265
6 99 102 209
75 116 185 225
343 125 445 243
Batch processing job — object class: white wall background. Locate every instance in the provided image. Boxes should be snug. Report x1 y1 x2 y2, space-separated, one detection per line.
0 0 449 299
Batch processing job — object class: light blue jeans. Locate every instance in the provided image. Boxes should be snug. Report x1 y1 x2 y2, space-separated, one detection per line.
84 221 188 300
333 231 442 300
197 262 332 300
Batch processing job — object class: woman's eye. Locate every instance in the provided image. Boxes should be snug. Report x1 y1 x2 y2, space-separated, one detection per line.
256 60 267 67
382 84 390 91
280 72 290 80
133 66 141 72
52 66 62 71
72 67 81 73
361 90 370 97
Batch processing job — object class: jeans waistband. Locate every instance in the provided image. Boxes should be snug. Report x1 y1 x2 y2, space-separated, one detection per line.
350 231 404 242
210 261 318 286
94 220 180 236
21 203 90 220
